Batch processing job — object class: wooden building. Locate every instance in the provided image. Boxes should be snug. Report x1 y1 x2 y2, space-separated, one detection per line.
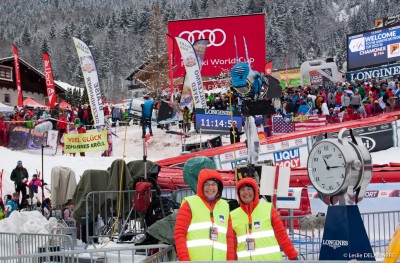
0 57 66 107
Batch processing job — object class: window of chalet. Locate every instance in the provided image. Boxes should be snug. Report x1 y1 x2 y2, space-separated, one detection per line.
4 94 10 103
0 65 13 81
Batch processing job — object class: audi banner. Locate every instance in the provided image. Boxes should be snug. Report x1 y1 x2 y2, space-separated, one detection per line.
168 14 266 77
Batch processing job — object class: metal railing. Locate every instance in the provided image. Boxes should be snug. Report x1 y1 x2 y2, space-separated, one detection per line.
0 232 73 261
84 189 164 245
0 244 175 263
280 210 400 260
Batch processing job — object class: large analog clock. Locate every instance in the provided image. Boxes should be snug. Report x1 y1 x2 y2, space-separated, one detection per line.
307 128 373 205
308 141 347 195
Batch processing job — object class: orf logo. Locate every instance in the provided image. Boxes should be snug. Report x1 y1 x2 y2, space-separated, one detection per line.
361 136 376 151
179 29 226 47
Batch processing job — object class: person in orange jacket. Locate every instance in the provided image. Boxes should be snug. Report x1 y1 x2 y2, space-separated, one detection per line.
230 177 298 260
174 168 236 261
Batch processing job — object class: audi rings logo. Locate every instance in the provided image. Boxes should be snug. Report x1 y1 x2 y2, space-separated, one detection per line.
179 29 226 47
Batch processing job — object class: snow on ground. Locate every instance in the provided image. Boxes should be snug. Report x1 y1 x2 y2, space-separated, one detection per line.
0 122 400 199
0 122 228 198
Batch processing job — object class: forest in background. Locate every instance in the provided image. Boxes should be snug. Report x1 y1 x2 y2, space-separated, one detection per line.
1 0 400 101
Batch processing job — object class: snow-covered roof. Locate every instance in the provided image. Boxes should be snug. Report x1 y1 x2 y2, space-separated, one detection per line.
54 80 84 92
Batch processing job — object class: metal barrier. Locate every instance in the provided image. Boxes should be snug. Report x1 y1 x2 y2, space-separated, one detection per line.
0 232 73 263
0 244 175 263
280 210 400 260
84 189 164 245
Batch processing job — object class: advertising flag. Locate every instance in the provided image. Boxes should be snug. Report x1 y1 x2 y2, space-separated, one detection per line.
166 34 175 102
176 38 208 109
72 37 104 127
42 52 57 108
12 45 23 107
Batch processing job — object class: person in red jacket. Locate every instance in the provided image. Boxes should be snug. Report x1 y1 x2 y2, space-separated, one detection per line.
230 178 298 260
174 169 235 261
57 113 68 145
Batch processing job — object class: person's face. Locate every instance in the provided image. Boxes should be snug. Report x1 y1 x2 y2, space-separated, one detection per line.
239 186 254 205
12 195 19 202
203 180 218 199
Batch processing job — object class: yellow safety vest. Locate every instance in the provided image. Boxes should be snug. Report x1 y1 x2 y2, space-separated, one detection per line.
231 202 283 261
185 195 230 261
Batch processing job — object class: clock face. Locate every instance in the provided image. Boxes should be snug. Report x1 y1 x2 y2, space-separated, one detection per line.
307 141 347 195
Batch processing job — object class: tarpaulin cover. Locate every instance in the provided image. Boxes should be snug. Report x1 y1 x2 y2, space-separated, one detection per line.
183 156 216 193
72 169 110 224
51 166 77 208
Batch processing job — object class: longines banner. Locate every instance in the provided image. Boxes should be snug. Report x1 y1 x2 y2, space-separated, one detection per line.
345 63 400 82
168 14 265 77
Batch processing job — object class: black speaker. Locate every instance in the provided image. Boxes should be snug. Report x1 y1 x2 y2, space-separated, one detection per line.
241 100 275 116
326 57 334 63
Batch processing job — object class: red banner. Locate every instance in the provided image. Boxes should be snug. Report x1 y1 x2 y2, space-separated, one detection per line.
42 52 56 108
168 14 266 78
166 34 175 102
12 45 23 107
264 61 273 75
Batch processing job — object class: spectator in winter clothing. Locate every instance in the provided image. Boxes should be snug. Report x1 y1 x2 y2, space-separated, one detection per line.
5 193 19 217
174 169 235 261
63 203 75 222
297 101 311 115
182 106 191 133
57 113 68 144
42 198 52 219
231 178 298 261
10 160 28 207
230 121 244 144
350 90 362 109
0 113 7 147
28 174 42 200
77 122 87 157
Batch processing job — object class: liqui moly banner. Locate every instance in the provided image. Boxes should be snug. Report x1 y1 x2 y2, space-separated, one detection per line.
176 37 207 109
72 37 104 127
42 52 56 108
168 14 266 77
12 45 23 107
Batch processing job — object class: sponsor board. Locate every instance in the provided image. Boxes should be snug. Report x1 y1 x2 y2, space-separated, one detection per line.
168 14 265 77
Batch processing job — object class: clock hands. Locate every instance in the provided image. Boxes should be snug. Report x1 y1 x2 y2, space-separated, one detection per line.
323 157 344 170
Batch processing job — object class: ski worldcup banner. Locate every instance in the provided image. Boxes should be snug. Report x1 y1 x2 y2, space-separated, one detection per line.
178 39 208 109
12 45 23 107
168 14 265 78
175 37 207 109
63 129 108 153
42 52 57 108
72 37 104 127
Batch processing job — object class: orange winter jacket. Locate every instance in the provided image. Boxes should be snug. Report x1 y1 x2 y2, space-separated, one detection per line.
174 169 236 261
232 178 298 260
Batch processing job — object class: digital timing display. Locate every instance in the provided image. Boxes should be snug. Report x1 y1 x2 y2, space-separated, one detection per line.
195 108 243 133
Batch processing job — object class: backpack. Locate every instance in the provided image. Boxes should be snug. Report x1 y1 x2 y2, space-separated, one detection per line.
134 182 153 212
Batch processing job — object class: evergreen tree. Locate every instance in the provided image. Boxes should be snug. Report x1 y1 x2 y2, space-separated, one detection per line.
189 0 199 18
40 37 50 54
49 24 56 40
21 27 32 46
